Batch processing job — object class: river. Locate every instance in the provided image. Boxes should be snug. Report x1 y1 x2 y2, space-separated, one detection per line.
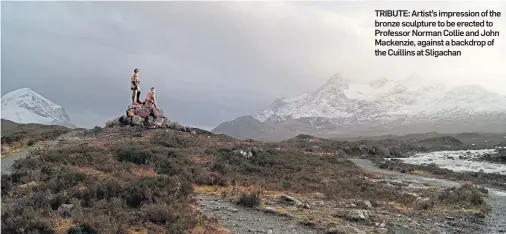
382 148 506 234
395 149 506 175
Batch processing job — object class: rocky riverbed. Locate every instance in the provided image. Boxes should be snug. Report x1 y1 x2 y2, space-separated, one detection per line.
353 158 506 234
372 148 506 234
393 149 506 175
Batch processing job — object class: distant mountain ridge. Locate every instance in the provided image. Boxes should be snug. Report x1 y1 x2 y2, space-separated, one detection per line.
1 88 76 128
213 74 506 141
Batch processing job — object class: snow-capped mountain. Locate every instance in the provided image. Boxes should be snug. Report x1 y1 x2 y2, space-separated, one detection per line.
257 74 356 122
1 88 76 128
213 74 506 141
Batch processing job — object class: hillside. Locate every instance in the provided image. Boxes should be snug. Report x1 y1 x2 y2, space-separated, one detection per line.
1 123 501 233
213 74 506 141
1 119 70 155
330 132 506 149
1 88 76 128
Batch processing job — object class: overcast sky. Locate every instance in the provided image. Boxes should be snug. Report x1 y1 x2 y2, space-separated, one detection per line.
2 1 505 129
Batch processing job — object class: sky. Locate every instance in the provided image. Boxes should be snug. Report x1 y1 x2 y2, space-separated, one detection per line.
2 1 505 129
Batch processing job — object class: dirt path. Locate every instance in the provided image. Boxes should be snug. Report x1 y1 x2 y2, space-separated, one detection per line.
1 147 32 175
350 158 506 234
349 158 461 188
1 130 82 175
197 196 320 234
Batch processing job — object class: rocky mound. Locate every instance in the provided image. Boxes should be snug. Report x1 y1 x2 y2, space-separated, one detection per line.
476 148 506 164
294 134 317 140
104 104 190 132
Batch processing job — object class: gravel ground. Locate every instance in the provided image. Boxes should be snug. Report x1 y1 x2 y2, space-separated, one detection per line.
482 188 506 234
197 196 320 234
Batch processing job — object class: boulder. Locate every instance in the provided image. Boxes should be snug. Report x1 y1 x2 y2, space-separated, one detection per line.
119 115 131 125
279 195 304 207
134 107 152 118
153 117 165 128
345 209 369 221
131 115 145 126
263 207 277 215
168 121 185 131
386 226 418 234
126 104 166 118
146 116 155 126
163 119 171 128
361 200 373 209
105 117 121 128
153 108 164 118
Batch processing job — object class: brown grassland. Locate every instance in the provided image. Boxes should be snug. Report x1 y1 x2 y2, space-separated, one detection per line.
1 125 493 233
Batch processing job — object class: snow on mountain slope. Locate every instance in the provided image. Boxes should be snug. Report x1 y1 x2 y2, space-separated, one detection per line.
214 73 506 140
257 74 357 121
1 88 75 128
433 85 506 112
1 105 56 125
256 74 506 122
373 82 450 117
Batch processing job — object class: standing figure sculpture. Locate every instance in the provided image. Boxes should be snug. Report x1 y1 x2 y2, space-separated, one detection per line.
130 68 141 104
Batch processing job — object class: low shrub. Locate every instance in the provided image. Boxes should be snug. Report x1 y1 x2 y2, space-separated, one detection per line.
438 184 488 206
27 139 36 146
236 186 264 208
116 149 152 165
68 224 99 234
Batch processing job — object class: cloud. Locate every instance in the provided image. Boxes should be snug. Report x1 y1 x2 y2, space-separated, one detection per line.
1 1 505 129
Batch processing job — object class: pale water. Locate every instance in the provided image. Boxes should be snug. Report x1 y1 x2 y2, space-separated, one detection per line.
394 149 506 175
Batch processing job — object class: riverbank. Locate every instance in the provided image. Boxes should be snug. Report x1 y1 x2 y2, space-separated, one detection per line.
352 158 506 234
374 149 506 190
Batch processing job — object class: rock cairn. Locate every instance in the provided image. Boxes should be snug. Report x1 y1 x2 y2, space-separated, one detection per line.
105 104 189 132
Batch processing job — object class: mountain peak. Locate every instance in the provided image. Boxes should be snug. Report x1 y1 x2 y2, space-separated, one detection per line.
3 87 35 96
327 73 347 84
318 73 349 91
17 87 36 92
1 88 75 128
2 88 58 107
216 71 506 139
329 73 344 82
13 87 35 93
